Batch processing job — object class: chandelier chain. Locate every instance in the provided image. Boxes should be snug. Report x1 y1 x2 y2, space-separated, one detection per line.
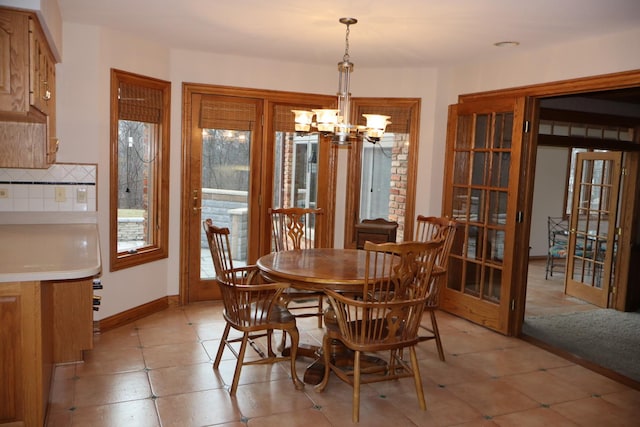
343 24 351 62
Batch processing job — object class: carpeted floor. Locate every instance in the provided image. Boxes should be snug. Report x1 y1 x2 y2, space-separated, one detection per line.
523 309 640 382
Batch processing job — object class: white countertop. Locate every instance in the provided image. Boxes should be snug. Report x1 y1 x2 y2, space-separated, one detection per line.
0 223 102 282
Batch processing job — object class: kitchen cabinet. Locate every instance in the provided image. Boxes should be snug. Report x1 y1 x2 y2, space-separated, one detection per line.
0 279 93 427
0 223 101 426
0 7 58 169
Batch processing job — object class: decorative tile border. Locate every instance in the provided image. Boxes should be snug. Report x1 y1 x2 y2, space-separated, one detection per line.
0 163 97 212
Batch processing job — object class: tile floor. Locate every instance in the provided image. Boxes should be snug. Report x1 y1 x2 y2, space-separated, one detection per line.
45 298 640 426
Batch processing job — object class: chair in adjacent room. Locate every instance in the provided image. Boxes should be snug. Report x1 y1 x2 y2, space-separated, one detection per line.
268 207 326 329
213 267 304 396
414 215 458 361
545 216 569 279
315 240 444 423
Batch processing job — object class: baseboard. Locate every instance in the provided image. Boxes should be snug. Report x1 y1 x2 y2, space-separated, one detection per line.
95 295 180 333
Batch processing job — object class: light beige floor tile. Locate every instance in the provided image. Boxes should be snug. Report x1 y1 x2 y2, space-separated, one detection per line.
147 362 224 396
246 407 333 427
44 285 640 427
446 378 540 418
234 378 312 419
492 406 579 426
499 370 591 404
75 346 146 376
156 389 243 426
70 398 159 427
74 370 152 407
550 395 638 426
142 341 210 369
137 323 200 347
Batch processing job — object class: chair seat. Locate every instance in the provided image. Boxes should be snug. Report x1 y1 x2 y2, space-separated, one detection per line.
549 244 567 257
549 243 591 258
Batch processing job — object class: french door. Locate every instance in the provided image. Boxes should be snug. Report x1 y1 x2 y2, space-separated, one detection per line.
565 151 622 307
186 94 264 302
440 96 529 334
181 85 336 303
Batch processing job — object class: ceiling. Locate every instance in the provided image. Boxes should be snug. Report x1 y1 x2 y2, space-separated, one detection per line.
57 0 640 68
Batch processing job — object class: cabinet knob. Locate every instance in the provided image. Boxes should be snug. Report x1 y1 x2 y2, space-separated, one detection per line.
42 80 52 101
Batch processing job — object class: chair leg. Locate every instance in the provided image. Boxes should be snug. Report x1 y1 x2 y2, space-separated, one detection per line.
352 350 361 423
286 326 304 390
214 322 231 369
266 329 275 357
229 332 250 396
545 254 551 279
409 346 427 411
430 310 445 362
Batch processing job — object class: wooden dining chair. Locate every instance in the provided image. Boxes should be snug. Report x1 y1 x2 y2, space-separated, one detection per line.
268 207 326 330
315 240 444 423
414 215 458 361
204 219 275 358
213 267 304 396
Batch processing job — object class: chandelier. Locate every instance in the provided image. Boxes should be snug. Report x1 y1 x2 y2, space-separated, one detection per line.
292 18 391 145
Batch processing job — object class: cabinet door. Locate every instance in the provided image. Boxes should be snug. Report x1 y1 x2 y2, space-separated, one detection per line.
29 16 55 117
0 293 23 423
0 10 29 113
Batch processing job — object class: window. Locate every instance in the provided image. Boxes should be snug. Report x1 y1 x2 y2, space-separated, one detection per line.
110 69 170 271
345 98 421 246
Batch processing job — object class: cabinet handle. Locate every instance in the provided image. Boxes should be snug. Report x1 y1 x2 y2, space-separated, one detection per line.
42 80 51 101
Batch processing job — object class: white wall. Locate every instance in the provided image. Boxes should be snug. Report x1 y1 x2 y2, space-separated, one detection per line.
54 20 640 319
57 24 171 319
530 147 569 256
432 26 640 261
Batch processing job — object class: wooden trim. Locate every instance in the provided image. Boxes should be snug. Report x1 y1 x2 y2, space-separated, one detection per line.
345 97 421 247
459 69 640 102
537 134 640 151
96 296 175 333
615 152 640 311
539 107 640 128
109 69 171 272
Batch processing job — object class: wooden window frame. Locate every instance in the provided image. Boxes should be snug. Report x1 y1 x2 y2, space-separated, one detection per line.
344 97 421 247
109 69 171 271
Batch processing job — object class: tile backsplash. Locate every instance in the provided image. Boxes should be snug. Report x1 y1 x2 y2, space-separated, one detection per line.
0 164 97 212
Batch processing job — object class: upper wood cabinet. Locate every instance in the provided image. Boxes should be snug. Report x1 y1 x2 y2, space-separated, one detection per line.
0 7 58 169
0 9 30 114
29 16 56 119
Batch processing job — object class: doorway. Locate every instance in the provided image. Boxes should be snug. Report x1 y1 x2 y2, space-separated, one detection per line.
441 70 640 365
522 86 640 385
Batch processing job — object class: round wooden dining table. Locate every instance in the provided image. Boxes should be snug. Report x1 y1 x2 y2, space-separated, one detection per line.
257 248 369 292
257 248 387 385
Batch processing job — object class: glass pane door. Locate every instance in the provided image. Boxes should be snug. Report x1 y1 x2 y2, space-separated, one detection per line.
441 97 526 334
565 151 622 307
199 128 251 279
187 94 262 302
